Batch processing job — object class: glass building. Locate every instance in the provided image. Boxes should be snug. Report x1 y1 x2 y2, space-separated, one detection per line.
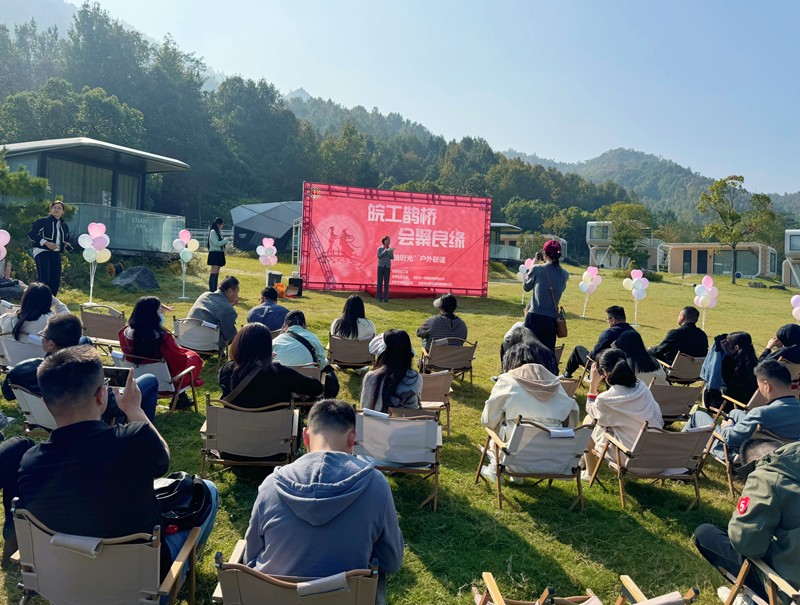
2 138 189 253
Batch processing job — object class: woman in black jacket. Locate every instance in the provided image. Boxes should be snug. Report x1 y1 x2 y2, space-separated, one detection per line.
27 201 72 296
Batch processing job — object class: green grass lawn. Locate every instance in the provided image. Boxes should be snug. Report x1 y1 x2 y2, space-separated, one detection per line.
0 254 795 604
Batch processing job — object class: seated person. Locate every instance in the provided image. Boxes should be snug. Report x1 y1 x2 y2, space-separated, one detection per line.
694 438 800 604
500 327 558 376
613 330 668 385
500 302 531 365
0 436 33 566
582 348 663 480
2 314 158 423
273 310 339 398
648 306 709 363
721 332 759 405
331 294 376 340
416 293 467 352
480 342 580 482
243 399 404 604
17 346 219 590
760 323 800 364
360 330 422 413
186 275 239 349
119 296 204 409
246 286 289 331
684 360 800 461
561 306 634 378
0 282 69 340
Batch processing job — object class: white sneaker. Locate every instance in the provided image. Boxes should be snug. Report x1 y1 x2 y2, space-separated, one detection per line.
480 465 497 481
559 372 572 379
580 471 592 483
717 586 753 605
507 475 524 484
583 375 591 385
354 366 368 376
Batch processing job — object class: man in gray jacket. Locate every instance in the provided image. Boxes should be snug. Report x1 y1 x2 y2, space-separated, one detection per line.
186 275 239 348
244 399 404 603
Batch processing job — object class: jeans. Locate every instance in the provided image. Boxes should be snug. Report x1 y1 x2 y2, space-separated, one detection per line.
101 374 159 424
524 313 558 352
377 266 390 301
34 250 62 297
683 409 744 461
693 524 767 601
564 345 590 377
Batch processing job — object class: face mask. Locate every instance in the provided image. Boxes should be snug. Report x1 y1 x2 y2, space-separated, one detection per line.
158 313 165 325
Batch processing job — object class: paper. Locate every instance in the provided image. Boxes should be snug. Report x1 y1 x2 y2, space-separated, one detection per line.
26 334 42 345
362 408 389 418
548 428 575 439
201 321 218 330
110 350 123 360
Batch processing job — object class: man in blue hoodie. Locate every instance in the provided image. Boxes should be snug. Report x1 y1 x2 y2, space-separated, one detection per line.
244 399 404 604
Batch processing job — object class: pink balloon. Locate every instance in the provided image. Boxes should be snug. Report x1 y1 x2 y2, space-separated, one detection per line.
707 298 718 309
587 266 599 276
694 295 702 307
259 255 270 266
793 307 800 321
0 246 6 261
702 275 714 289
791 295 800 308
592 275 602 286
0 230 9 247
708 286 719 299
87 223 105 238
640 278 649 289
268 255 278 266
630 269 643 280
179 229 191 244
524 258 533 270
263 238 274 248
586 284 596 294
92 236 108 251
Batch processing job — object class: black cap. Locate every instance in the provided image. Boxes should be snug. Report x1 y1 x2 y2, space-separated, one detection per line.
434 293 458 313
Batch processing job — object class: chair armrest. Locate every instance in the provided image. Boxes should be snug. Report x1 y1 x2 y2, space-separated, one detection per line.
750 558 800 598
229 539 246 564
169 365 196 384
481 573 507 605
721 394 746 410
158 526 201 595
657 359 672 369
605 434 632 455
619 575 647 604
9 550 19 564
712 430 726 442
484 427 508 450
200 420 207 435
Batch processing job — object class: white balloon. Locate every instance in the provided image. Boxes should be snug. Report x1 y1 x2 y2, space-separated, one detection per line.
173 239 185 252
78 234 93 249
257 246 266 256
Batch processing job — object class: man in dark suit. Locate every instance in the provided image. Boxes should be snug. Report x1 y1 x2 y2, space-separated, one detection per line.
560 306 635 378
648 306 708 363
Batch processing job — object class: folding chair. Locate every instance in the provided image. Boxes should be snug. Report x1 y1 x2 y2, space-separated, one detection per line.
472 572 601 605
474 417 595 511
779 357 800 385
616 575 700 605
0 333 44 369
284 363 325 404
200 394 299 476
554 344 564 365
388 406 440 423
353 410 441 511
717 557 799 605
419 337 477 385
80 304 126 348
212 541 379 605
648 379 705 423
560 364 589 399
588 421 714 510
270 329 283 341
419 370 453 437
110 348 198 414
657 352 705 385
328 334 374 369
10 384 56 439
10 499 201 605
173 317 226 369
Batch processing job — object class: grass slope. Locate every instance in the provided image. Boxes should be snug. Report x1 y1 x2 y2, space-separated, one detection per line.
0 256 794 604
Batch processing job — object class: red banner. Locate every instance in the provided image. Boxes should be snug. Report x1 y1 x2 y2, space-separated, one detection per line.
300 183 491 296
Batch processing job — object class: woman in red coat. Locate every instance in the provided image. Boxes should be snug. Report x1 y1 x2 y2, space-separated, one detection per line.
119 296 204 409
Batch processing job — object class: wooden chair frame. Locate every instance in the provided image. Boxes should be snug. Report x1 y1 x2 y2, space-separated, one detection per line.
560 364 589 399
616 574 699 605
657 351 705 385
717 557 799 605
420 370 454 437
173 317 227 370
419 337 477 385
472 572 597 605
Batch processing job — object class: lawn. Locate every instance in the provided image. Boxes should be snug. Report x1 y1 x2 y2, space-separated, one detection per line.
0 254 795 605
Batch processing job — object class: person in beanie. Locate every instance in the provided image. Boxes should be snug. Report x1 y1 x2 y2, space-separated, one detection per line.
416 293 468 353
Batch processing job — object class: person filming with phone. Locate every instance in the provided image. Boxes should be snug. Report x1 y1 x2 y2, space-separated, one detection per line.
376 236 394 303
522 240 569 352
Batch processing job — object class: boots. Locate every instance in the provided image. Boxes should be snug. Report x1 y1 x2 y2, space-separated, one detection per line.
209 273 218 292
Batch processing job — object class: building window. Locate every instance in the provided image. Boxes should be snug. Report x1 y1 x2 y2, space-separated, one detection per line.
7 155 38 176
683 250 692 274
508 240 516 247
116 173 140 209
47 158 112 206
714 250 759 277
590 225 609 240
790 235 800 252
770 252 777 273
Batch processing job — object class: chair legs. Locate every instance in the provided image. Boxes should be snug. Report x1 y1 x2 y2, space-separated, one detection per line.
568 472 585 512
687 475 701 512
444 402 451 438
615 447 627 509
725 560 752 605
474 436 490 484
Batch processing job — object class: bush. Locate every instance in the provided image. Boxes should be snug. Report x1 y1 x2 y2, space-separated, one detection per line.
6 248 37 283
609 268 664 282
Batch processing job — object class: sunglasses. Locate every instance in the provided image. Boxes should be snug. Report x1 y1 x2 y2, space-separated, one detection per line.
94 378 110 397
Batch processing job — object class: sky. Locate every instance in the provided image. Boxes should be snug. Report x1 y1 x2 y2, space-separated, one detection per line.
63 1 800 193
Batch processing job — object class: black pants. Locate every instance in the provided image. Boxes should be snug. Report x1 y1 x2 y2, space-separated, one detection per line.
693 524 767 601
376 266 390 301
0 437 34 540
564 345 590 377
524 313 558 352
323 367 340 399
35 250 62 296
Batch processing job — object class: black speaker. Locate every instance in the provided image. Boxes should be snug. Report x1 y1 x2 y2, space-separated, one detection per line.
288 277 303 297
267 271 282 287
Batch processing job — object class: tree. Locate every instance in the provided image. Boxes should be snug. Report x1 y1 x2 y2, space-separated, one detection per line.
593 202 653 268
542 213 569 239
517 232 548 261
697 176 776 284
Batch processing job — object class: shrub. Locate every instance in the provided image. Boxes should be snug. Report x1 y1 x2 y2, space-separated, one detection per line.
609 268 664 282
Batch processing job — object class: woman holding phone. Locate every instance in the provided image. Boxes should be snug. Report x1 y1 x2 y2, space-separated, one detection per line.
522 240 569 352
376 235 394 303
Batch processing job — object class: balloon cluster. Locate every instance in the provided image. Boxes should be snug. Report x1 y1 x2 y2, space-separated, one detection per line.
258 238 278 267
694 276 718 309
173 229 200 262
622 269 650 300
0 230 9 261
79 223 111 264
579 266 602 294
791 295 800 322
516 258 533 282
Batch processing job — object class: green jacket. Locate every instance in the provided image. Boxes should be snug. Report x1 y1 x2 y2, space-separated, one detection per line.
729 441 800 592
209 229 230 252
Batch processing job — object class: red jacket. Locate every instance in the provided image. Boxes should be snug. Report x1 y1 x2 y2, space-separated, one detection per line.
118 326 204 392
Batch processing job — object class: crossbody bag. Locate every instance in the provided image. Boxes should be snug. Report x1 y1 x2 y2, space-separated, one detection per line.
544 265 568 338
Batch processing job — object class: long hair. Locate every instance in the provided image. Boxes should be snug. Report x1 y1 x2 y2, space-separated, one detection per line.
613 330 660 374
209 217 224 240
229 323 274 391
13 282 53 341
595 348 638 388
371 329 414 412
726 332 759 377
504 327 558 374
332 295 366 339
544 247 561 267
128 296 166 359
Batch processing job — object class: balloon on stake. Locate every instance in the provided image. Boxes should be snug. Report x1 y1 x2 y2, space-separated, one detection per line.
0 229 9 261
625 269 649 326
694 275 719 330
81 224 110 304
173 236 200 299
579 266 602 318
515 258 533 304
791 294 800 323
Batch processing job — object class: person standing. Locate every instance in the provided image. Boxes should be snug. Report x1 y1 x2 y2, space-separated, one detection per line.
27 201 72 297
376 236 394 303
207 217 230 292
523 240 569 352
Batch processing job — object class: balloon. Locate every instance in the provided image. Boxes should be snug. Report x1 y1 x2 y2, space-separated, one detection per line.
623 278 633 290
268 255 278 266
693 295 701 307
791 295 800 308
702 275 714 289
635 288 647 300
187 239 199 252
699 295 710 307
87 223 105 238
179 229 191 244
95 248 111 263
793 307 800 321
0 230 9 247
640 278 649 289
707 298 717 309
79 234 94 249
262 238 274 248
582 272 592 285
707 286 719 299
173 239 185 252
259 255 270 266
632 278 643 290
180 249 193 263
92 236 108 251
264 246 277 257
586 284 596 295
101 234 110 245
592 275 603 286
524 258 533 270
516 272 526 282
579 282 588 293
587 266 599 277
259 246 268 257
83 248 97 262
694 285 707 297
631 269 643 279
0 246 6 261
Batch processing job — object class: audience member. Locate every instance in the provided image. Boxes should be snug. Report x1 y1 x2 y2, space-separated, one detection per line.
648 306 708 363
760 324 800 364
246 286 289 331
720 332 759 406
502 328 558 376
361 330 421 413
331 294 376 340
187 275 239 348
120 296 203 409
272 310 339 398
243 399 404 604
522 240 569 351
581 348 663 480
561 306 634 379
416 293 467 353
17 346 219 589
694 439 800 603
3 314 159 423
613 330 668 385
501 302 531 364
0 436 33 566
0 282 69 341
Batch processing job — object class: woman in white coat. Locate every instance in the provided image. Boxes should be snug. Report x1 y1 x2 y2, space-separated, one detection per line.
0 282 69 341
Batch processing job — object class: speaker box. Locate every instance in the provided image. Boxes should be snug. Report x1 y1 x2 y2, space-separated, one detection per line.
288 277 303 297
267 271 282 287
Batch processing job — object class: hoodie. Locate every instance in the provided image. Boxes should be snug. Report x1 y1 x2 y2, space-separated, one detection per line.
729 441 800 593
361 369 423 413
244 451 404 577
760 324 800 364
481 364 580 441
416 313 468 351
585 380 663 451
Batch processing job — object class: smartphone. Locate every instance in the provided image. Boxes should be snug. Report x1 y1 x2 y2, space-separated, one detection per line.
103 367 129 388
535 251 544 261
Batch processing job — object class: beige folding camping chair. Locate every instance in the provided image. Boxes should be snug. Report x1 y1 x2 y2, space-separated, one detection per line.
388 406 440 424
110 347 198 413
200 394 299 476
10 499 201 605
648 379 705 423
10 384 56 439
472 572 601 605
0 299 21 314
474 417 596 512
560 364 589 399
419 337 477 385
658 352 705 385
588 421 714 510
0 333 44 369
554 344 564 365
419 370 453 437
173 317 226 368
353 410 441 511
270 329 283 341
779 356 800 384
717 556 799 605
616 575 700 605
328 334 374 369
80 304 126 351
284 363 325 405
212 541 379 605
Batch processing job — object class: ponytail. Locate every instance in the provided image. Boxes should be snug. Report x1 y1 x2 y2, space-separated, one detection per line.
544 249 561 267
596 348 637 388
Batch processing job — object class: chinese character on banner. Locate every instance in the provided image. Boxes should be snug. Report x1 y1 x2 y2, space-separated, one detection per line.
431 230 448 248
403 206 422 224
368 203 385 222
385 205 403 223
415 229 432 247
398 228 415 246
421 208 437 226
449 230 465 248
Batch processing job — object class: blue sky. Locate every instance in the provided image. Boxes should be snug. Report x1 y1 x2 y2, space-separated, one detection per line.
91 0 800 193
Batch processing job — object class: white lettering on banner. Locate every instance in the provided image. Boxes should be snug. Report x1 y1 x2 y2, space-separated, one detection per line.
385 205 403 223
396 228 463 249
415 229 432 247
369 204 436 225
398 228 415 246
449 230 465 248
368 203 385 222
431 230 448 248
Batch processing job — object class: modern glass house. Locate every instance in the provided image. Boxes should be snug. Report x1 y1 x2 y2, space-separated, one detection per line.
2 138 189 253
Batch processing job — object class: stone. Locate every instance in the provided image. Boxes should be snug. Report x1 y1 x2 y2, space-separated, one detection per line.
769 284 787 290
111 266 160 290
0 278 27 303
748 281 766 289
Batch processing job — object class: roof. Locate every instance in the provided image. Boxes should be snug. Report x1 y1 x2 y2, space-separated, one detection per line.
661 242 774 250
230 201 302 238
490 222 522 231
1 138 189 174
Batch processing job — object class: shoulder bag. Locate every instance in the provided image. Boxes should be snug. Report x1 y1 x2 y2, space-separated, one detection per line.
223 366 261 404
544 265 568 338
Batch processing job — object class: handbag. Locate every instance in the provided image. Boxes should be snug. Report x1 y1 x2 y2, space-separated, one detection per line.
154 471 213 533
544 265 568 338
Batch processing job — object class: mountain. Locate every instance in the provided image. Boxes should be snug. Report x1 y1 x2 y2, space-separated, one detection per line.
283 87 311 102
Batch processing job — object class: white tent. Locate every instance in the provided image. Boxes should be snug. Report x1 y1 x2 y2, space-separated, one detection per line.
230 201 302 251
